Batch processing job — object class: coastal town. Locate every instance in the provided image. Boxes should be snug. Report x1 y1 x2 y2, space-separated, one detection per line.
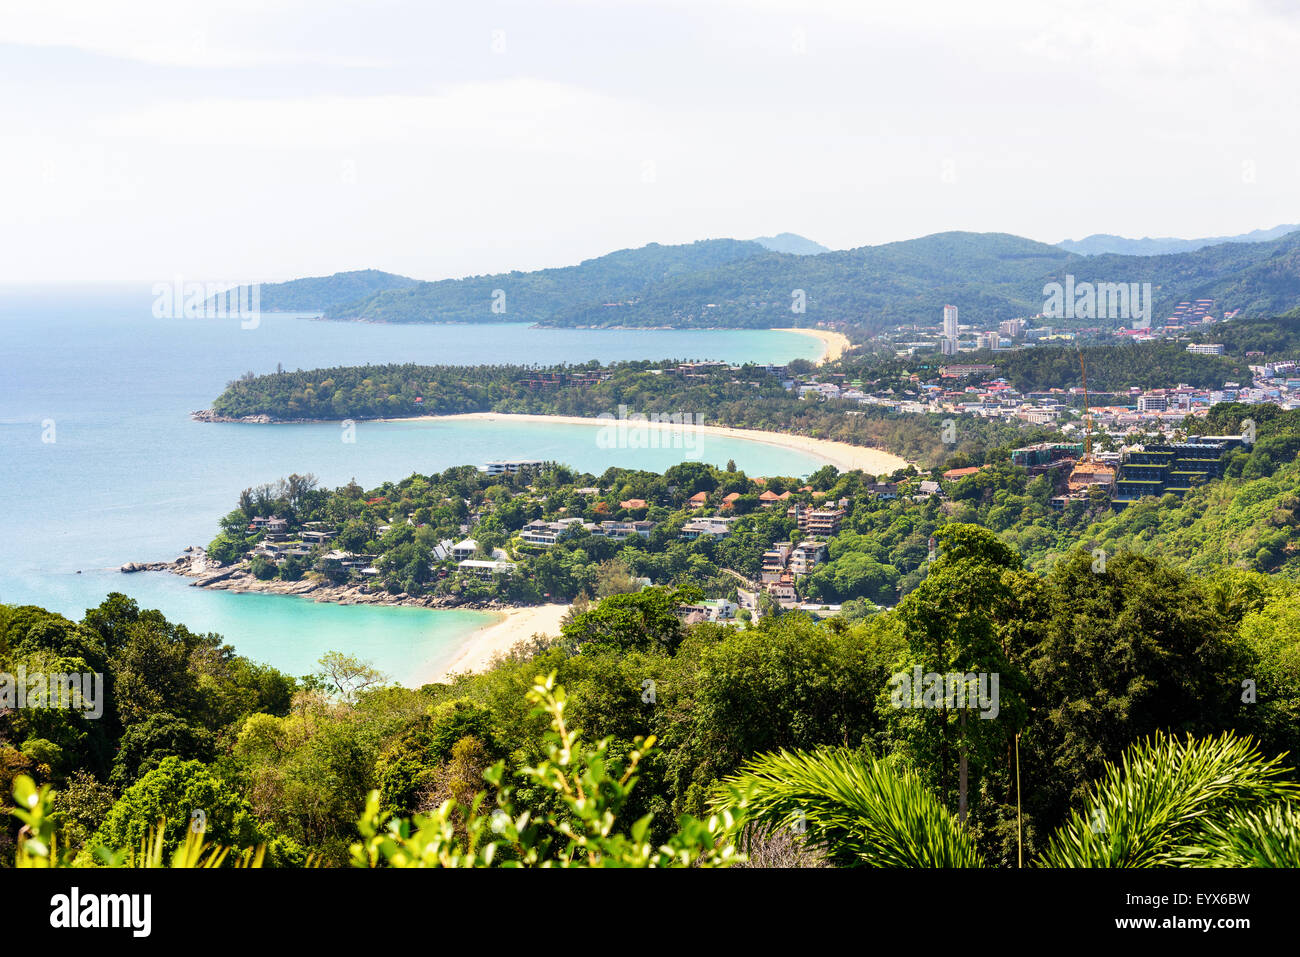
140 303 1300 636
135 466 879 626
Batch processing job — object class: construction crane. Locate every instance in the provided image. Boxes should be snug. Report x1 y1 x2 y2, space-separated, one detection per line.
1067 349 1115 493
1078 349 1092 459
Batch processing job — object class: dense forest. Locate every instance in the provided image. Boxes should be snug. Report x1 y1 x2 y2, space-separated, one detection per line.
11 402 1300 867
1195 309 1300 358
208 358 1049 467
8 524 1300 868
840 339 1252 393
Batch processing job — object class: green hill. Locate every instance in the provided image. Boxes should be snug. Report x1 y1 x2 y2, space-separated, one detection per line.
1058 224 1299 256
243 230 1300 330
751 232 831 255
325 239 771 323
547 231 1071 329
219 269 419 313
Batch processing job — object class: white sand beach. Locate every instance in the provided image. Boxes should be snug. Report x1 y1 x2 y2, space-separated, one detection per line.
414 412 910 474
436 603 570 680
773 327 852 363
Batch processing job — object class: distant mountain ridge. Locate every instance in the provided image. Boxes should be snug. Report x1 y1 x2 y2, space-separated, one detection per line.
233 227 1300 331
323 238 770 324
235 269 419 313
750 233 831 255
1058 225 1300 257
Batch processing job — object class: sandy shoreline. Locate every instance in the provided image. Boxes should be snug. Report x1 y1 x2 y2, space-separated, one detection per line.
773 327 852 364
398 412 910 474
435 603 570 681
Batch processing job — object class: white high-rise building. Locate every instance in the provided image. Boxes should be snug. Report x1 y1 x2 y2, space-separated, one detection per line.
942 305 960 340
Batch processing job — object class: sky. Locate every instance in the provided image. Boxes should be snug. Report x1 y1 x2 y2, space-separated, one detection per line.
1 0 1298 282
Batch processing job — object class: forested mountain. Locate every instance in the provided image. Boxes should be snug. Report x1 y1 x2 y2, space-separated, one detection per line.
231 230 1300 330
325 239 772 323
1059 224 1299 257
570 230 1300 330
546 231 1071 329
751 232 831 255
224 269 419 312
1046 231 1300 321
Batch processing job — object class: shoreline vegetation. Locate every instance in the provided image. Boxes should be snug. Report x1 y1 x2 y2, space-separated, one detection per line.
199 356 985 468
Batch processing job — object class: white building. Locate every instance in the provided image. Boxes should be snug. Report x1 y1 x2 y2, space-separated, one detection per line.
680 517 735 541
458 559 517 577
943 304 960 340
451 538 479 561
482 460 544 475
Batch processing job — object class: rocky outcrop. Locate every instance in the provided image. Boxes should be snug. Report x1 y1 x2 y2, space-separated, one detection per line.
124 547 513 611
190 409 273 424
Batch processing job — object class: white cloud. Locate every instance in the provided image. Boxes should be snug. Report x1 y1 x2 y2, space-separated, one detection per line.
1 0 1297 279
0 0 388 67
90 80 659 155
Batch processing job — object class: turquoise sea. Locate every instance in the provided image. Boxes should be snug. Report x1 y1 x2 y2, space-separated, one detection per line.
0 283 827 683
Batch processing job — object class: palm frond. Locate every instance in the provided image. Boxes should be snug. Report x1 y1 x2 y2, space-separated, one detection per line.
1036 732 1300 868
1182 803 1300 868
712 748 984 868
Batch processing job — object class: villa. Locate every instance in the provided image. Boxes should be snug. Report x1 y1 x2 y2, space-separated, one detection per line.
680 517 735 541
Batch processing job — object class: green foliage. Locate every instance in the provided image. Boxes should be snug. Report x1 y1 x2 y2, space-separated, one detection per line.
13 774 269 869
560 586 702 655
1191 803 1300 868
1036 733 1300 867
88 757 265 863
715 748 984 867
350 674 740 867
109 712 216 791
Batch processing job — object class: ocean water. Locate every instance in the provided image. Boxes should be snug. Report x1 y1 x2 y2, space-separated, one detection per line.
0 283 826 683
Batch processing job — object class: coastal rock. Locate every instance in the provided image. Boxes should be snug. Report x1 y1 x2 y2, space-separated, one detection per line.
193 567 240 587
190 409 274 424
121 560 177 573
137 553 531 614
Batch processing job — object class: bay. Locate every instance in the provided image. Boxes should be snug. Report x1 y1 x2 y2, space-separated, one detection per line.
0 283 827 683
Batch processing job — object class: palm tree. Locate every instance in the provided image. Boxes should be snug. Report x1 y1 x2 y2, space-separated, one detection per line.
713 732 1300 868
712 748 984 867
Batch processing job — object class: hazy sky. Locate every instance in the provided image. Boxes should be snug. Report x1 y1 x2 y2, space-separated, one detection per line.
2 0 1298 281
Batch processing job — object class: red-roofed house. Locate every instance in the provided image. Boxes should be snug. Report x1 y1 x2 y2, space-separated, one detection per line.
942 466 986 481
